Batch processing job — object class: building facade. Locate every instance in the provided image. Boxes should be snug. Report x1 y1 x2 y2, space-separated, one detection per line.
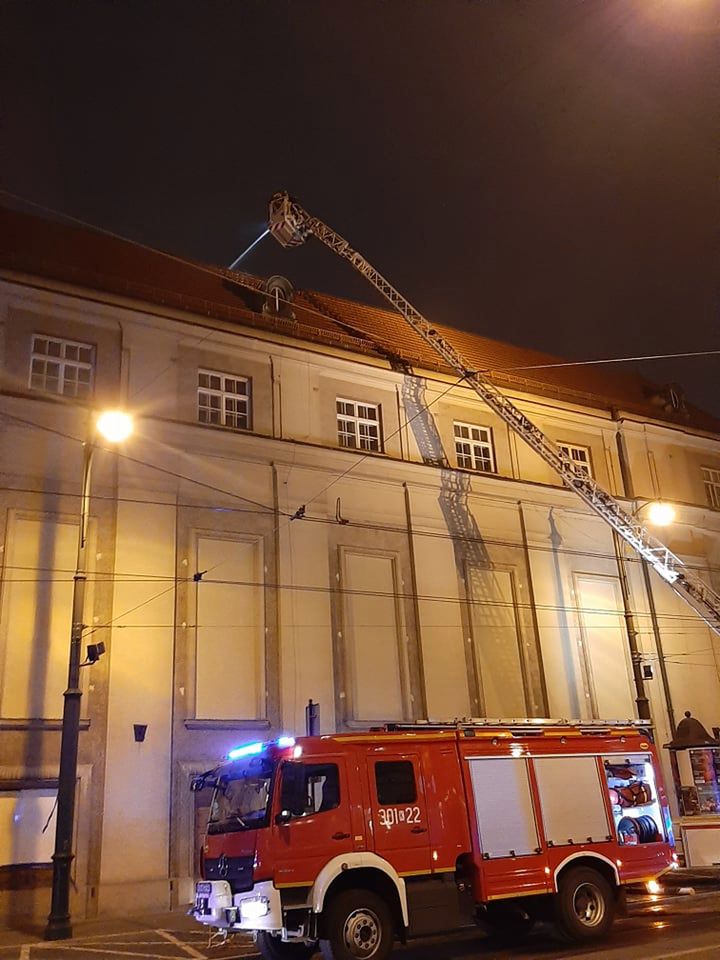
1 208 719 922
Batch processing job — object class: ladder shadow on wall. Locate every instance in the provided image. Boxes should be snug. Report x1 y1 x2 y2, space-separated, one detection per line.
401 375 532 718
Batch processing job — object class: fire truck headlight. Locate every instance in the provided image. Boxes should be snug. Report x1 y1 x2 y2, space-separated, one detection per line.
646 880 662 895
240 896 270 921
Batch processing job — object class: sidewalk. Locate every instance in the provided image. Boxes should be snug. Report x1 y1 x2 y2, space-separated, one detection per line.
0 908 202 948
660 866 720 889
1 869 718 951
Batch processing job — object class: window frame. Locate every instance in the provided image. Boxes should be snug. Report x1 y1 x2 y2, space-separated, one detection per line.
280 762 340 819
453 420 496 473
374 760 417 805
197 368 252 432
702 466 720 510
0 785 58 866
28 334 95 399
558 442 594 478
336 398 383 452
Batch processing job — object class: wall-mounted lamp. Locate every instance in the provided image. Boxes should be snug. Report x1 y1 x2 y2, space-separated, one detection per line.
133 724 148 743
85 641 105 664
634 499 676 527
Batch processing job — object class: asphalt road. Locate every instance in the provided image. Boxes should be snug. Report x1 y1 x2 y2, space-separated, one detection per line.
0 892 718 960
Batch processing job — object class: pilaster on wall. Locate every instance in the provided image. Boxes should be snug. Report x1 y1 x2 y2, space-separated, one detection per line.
99 491 176 913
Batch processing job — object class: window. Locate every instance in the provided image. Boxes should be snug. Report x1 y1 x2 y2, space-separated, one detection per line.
1 516 78 719
198 369 251 430
558 442 593 478
0 788 57 866
342 551 405 721
454 421 495 472
703 467 720 509
195 537 264 720
336 399 381 451
29 335 94 398
207 757 273 834
375 761 416 805
280 763 340 818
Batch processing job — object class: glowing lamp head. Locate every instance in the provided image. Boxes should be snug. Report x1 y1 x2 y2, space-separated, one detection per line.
96 410 133 443
647 501 675 526
276 736 296 749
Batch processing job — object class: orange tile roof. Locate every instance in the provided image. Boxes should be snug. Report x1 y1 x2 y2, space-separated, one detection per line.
1 204 717 435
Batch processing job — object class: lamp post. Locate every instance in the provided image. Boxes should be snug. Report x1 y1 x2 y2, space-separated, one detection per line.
45 410 133 941
615 498 678 725
633 498 678 735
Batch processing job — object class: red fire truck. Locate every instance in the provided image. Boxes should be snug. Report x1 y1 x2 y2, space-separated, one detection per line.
191 719 676 959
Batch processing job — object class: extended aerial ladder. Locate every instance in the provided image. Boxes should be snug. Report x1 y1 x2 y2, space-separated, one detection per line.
267 192 720 638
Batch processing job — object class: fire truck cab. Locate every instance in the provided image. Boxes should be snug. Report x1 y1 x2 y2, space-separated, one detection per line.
191 720 675 959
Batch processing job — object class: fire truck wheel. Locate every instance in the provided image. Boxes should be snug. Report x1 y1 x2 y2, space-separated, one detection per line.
319 889 393 960
256 931 318 960
554 867 615 942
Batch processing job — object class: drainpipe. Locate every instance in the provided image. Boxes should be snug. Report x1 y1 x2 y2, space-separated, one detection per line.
403 483 428 720
639 557 677 735
518 502 550 716
612 410 676 733
611 528 650 721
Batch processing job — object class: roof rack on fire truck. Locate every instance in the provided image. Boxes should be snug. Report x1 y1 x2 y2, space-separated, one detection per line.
381 718 653 735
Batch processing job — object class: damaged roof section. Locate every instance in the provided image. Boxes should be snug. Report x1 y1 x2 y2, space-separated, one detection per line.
1 204 717 435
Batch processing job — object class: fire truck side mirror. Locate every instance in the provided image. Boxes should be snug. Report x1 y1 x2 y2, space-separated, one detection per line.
275 810 292 826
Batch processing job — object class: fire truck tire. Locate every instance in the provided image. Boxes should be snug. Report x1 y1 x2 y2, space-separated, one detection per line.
256 931 318 960
319 889 394 960
553 867 615 942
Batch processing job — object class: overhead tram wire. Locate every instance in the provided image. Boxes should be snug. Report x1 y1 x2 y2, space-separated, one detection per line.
0 411 282 516
16 398 711 639
74 574 716 631
489 350 720 373
86 621 714 638
2 378 496 634
4 407 719 643
294 374 468 514
4 549 719 625
5 194 718 704
114 372 469 595
5 402 720 632
5 487 720 575
2 190 719 377
2 374 479 591
4 192 719 634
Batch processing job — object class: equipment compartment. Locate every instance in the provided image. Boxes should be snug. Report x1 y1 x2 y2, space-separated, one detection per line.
603 754 664 845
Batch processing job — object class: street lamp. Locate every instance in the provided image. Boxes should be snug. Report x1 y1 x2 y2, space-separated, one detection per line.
45 410 133 941
628 497 679 733
614 498 677 723
633 498 676 527
644 500 676 527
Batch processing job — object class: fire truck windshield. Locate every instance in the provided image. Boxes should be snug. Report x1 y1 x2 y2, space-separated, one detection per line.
207 756 275 834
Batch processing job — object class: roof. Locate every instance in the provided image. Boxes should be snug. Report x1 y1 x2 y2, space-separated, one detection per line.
1 204 718 434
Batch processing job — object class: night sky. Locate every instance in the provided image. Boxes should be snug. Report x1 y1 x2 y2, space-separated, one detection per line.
2 1 718 415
